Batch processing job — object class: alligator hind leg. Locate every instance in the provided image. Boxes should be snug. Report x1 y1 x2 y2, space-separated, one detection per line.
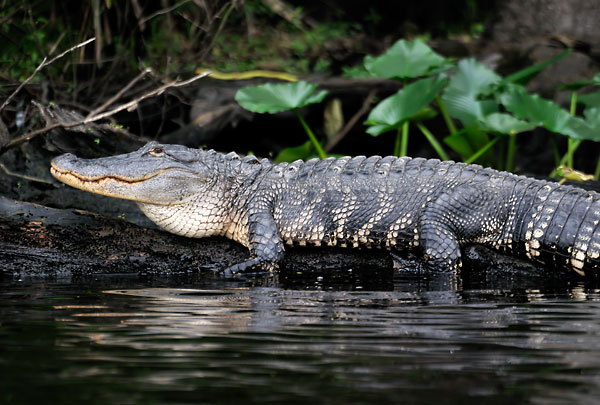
419 217 463 272
419 184 510 272
223 211 284 276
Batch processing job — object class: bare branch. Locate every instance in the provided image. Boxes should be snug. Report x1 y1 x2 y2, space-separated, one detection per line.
0 37 96 114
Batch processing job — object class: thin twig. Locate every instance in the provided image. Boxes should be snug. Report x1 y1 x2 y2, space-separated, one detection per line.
86 68 153 119
0 37 96 114
138 0 191 26
44 37 96 69
48 31 66 55
324 90 377 153
0 162 57 186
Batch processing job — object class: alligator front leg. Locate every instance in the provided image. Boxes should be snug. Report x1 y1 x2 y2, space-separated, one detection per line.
224 211 284 276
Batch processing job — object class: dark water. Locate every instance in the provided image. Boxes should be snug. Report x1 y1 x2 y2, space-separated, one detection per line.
1 270 600 404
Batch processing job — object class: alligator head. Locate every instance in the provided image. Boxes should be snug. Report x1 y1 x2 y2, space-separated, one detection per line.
50 141 214 206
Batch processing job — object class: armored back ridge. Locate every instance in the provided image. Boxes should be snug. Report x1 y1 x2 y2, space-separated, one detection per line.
51 142 600 276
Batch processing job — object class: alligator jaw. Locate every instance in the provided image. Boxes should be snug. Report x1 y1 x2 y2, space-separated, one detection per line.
50 163 170 205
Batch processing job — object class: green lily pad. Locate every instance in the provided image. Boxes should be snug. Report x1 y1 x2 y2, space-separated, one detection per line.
364 75 448 136
235 81 328 114
501 84 600 141
364 39 448 80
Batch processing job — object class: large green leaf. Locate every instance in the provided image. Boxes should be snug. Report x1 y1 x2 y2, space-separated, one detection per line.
235 81 328 114
441 58 501 126
364 39 448 80
364 75 448 136
501 84 600 141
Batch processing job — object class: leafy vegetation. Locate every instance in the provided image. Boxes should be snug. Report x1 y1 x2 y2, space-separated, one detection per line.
1 2 598 180
235 38 600 180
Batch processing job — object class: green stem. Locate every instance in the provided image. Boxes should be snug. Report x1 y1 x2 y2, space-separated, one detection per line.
506 135 517 172
567 139 581 168
436 95 457 135
549 139 581 177
595 157 600 181
552 134 561 166
394 122 409 156
416 122 449 161
401 121 409 156
570 91 577 116
565 91 579 169
295 110 326 159
465 136 500 165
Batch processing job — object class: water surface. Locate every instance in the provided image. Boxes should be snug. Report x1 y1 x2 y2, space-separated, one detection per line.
1 271 600 404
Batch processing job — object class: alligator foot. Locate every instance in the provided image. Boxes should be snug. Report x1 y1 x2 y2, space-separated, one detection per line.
221 257 278 277
390 252 425 272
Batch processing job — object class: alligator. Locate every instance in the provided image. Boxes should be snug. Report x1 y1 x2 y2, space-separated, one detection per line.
50 141 600 276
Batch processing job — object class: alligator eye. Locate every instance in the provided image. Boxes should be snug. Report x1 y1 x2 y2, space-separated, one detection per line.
148 147 164 157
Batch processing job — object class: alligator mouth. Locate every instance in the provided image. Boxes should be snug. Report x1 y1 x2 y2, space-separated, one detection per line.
50 163 175 205
50 164 159 185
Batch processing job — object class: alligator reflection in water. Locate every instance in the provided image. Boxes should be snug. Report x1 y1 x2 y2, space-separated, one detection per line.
2 275 600 404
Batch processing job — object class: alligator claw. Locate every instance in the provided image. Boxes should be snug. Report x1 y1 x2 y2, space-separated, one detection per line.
221 267 238 278
220 258 278 278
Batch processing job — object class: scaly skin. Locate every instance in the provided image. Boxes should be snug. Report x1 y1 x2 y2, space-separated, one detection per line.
50 141 600 276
